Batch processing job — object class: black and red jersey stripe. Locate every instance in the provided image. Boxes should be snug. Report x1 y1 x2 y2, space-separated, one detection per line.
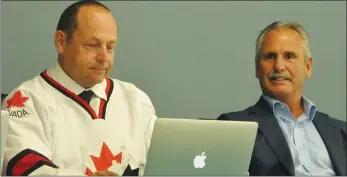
6 149 140 176
40 70 114 120
6 149 58 176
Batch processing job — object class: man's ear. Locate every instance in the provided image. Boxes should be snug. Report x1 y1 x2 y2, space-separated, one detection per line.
255 59 260 79
54 30 67 54
305 57 313 78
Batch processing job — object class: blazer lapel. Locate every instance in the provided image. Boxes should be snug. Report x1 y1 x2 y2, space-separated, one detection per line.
313 114 346 176
249 97 295 176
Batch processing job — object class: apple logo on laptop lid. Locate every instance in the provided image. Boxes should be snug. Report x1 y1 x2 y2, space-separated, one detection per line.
194 151 206 168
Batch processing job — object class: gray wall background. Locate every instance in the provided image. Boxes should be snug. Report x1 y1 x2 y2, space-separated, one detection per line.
1 1 346 121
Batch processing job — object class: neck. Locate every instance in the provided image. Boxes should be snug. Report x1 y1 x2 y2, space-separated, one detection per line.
267 92 304 119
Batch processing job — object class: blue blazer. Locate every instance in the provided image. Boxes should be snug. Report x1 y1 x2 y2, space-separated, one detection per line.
217 97 346 176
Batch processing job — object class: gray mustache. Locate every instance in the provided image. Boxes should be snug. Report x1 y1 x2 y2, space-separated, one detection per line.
93 63 109 70
268 72 291 80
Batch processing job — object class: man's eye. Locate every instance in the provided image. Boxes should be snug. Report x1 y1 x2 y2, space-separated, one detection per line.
285 54 295 60
263 54 276 60
107 46 115 50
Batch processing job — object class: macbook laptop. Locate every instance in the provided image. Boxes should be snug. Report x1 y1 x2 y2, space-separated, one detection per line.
143 118 258 176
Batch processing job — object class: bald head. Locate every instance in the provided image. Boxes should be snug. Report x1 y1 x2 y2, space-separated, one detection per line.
76 5 117 43
56 0 111 43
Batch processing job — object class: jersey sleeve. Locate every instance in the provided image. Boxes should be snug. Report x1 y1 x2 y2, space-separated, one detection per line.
136 89 158 176
1 89 85 176
143 104 157 158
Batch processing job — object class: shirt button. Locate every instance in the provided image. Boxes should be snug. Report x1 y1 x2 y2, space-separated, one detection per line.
299 147 304 150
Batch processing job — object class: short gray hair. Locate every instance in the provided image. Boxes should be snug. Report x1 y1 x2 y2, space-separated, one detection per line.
255 21 312 60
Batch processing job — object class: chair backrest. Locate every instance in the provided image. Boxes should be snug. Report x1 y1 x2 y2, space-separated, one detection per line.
1 94 8 106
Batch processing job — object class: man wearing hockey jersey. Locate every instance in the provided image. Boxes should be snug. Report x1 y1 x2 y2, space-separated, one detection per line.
1 0 157 176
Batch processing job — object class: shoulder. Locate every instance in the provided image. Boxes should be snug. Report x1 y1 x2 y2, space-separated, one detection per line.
316 111 346 133
217 106 254 121
110 78 155 108
2 75 56 112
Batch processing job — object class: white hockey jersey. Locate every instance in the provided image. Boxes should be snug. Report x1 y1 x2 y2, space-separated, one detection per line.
1 64 157 176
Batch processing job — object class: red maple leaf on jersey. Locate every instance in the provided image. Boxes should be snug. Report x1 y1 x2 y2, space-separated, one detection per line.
6 91 29 108
85 142 123 176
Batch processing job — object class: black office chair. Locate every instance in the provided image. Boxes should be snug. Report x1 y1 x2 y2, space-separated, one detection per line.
1 93 8 105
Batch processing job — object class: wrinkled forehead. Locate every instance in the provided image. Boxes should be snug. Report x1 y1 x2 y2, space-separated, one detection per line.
260 29 305 54
74 5 118 42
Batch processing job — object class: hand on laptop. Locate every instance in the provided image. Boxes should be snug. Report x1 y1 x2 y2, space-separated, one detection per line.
91 170 118 176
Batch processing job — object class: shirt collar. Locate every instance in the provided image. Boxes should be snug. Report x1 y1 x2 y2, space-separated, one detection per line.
47 63 108 100
262 94 317 121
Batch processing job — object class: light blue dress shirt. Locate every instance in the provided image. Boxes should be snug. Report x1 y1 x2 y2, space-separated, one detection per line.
262 95 335 176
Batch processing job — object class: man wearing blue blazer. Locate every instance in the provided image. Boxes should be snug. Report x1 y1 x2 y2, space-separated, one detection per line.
218 21 346 176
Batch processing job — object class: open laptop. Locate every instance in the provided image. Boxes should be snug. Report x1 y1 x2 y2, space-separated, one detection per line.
143 118 258 176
